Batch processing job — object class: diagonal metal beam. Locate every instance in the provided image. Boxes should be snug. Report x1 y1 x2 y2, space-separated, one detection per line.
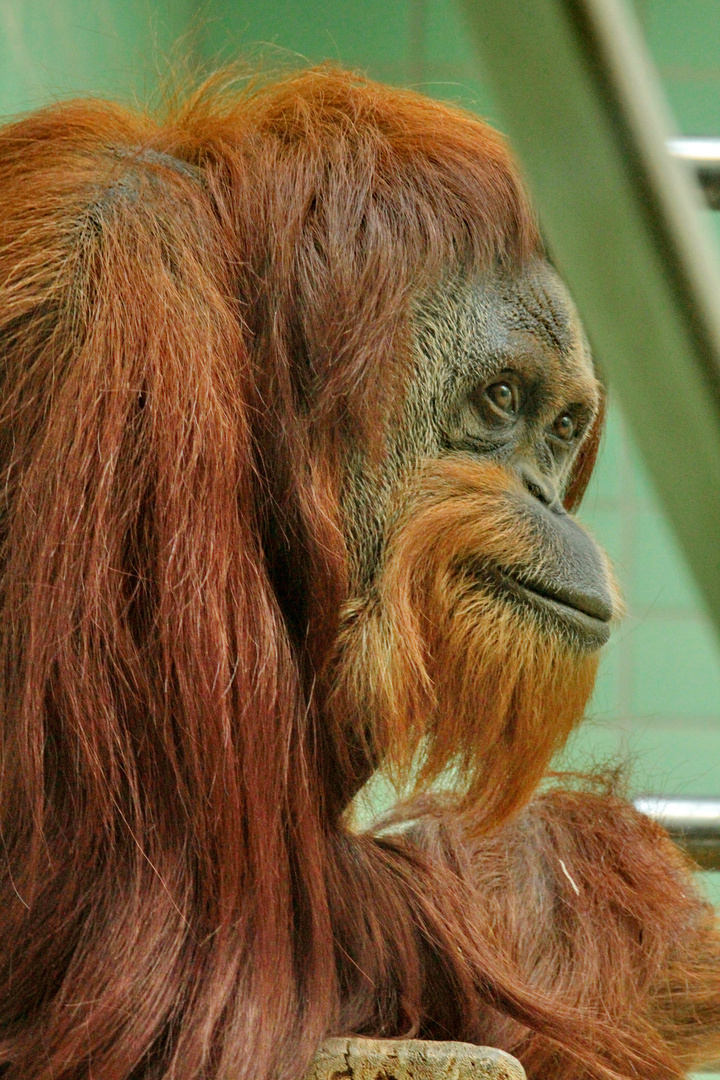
456 0 720 637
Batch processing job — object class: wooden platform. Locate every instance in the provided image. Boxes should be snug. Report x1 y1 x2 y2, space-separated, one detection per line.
307 1038 526 1079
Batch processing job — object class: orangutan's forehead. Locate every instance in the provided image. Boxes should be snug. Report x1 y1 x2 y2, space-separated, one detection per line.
493 264 579 358
415 260 595 392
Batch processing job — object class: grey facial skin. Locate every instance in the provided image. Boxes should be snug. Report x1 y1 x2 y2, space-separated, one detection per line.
341 258 614 651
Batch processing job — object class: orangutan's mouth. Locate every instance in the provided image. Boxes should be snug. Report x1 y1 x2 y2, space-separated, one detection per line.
476 563 613 649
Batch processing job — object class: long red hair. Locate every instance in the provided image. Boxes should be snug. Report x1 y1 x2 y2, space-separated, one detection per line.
0 68 716 1080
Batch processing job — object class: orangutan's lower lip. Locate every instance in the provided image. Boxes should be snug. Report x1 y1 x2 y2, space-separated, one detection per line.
508 576 612 647
472 563 613 650
509 570 613 623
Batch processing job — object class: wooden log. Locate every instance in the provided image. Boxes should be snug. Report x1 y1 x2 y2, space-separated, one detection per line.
306 1037 526 1080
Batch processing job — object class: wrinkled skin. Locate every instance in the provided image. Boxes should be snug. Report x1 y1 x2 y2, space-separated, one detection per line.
341 260 614 653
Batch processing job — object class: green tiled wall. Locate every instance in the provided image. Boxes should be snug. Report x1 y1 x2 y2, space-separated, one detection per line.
202 0 415 84
0 0 193 116
638 0 720 133
568 404 720 795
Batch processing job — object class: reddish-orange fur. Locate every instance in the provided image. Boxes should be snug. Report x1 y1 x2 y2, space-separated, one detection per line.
330 459 600 825
0 67 718 1080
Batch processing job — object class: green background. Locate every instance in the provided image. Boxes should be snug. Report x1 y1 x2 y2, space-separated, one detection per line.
2 0 720 1071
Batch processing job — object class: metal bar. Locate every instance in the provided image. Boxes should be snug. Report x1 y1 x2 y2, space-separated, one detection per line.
456 0 720 637
668 139 720 210
635 796 720 870
668 139 720 167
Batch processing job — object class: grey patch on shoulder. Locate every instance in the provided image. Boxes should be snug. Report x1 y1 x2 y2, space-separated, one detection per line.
109 146 205 186
84 145 205 232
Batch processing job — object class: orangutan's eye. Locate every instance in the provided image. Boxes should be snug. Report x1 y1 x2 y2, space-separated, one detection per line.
552 412 576 442
487 382 516 413
475 374 522 424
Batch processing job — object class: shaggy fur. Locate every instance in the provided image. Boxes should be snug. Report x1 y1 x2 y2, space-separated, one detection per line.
0 67 718 1080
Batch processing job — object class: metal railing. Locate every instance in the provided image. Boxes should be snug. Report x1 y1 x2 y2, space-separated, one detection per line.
669 139 720 210
635 796 720 870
